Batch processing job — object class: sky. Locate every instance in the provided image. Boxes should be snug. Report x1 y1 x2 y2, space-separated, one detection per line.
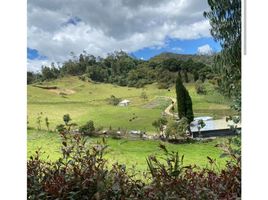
27 0 221 71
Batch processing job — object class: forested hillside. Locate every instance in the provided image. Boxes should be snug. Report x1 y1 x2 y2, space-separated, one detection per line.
28 51 216 89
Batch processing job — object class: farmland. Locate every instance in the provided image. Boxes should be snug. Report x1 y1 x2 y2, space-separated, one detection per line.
27 76 233 133
27 76 233 172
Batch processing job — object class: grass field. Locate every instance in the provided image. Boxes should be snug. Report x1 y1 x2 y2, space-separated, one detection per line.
27 76 233 174
28 129 228 172
27 76 233 132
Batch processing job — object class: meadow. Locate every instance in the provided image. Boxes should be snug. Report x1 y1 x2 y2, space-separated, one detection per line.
28 129 228 172
27 76 233 133
27 76 233 172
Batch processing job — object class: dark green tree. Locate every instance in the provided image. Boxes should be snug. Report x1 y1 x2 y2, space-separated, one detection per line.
175 75 194 123
63 114 71 125
79 120 95 136
45 117 50 131
204 0 241 100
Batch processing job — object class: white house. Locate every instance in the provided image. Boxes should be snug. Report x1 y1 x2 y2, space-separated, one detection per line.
118 99 130 106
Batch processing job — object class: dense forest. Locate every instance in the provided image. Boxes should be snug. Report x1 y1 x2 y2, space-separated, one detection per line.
27 51 216 89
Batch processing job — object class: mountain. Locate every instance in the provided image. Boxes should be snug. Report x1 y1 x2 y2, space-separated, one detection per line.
149 52 215 66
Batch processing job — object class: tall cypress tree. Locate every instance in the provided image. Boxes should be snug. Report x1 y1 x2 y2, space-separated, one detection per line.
175 75 194 123
176 75 185 119
184 89 194 123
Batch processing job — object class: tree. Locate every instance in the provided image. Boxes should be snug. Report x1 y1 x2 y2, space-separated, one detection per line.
107 95 121 106
45 117 50 131
152 116 168 134
63 114 71 125
161 58 180 72
140 91 148 100
195 80 207 95
27 72 35 84
204 0 241 101
58 114 77 133
79 120 95 136
41 66 54 80
175 75 194 124
36 112 42 130
165 117 189 139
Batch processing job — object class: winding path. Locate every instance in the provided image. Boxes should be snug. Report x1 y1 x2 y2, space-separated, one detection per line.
162 97 241 130
164 97 177 117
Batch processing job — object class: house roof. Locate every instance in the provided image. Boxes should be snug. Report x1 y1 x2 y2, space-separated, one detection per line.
120 99 130 104
190 116 241 132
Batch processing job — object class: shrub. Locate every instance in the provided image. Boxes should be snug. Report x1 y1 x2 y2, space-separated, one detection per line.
152 116 168 134
157 82 170 89
28 133 241 199
59 92 67 96
106 95 121 106
79 120 95 136
165 117 189 139
36 112 42 130
63 114 71 125
78 74 88 81
140 91 148 100
195 80 207 95
56 114 77 133
45 117 50 131
145 144 241 199
55 124 66 133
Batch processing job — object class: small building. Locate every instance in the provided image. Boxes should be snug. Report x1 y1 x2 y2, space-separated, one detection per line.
118 99 130 107
129 130 141 135
190 116 241 138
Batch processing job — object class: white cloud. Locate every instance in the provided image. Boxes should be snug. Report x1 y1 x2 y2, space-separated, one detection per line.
28 0 212 71
27 59 52 72
171 47 183 52
197 44 214 55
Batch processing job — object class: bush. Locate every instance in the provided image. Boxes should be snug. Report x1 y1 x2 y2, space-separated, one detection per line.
28 133 241 199
59 92 67 96
63 114 71 125
56 114 78 133
79 120 95 136
140 91 148 100
195 80 207 95
55 124 66 133
106 95 121 106
152 116 168 134
157 82 170 89
165 117 189 139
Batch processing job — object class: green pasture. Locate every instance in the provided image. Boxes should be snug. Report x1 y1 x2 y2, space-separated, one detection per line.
27 76 233 132
28 129 228 172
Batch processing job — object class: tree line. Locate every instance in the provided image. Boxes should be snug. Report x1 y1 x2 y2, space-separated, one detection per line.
27 51 215 89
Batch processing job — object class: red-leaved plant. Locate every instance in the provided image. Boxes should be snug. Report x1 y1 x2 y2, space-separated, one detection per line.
28 133 241 199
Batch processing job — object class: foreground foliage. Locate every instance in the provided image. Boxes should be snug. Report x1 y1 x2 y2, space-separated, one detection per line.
28 133 241 199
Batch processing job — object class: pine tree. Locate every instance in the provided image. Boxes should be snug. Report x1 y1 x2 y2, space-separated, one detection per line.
175 75 194 123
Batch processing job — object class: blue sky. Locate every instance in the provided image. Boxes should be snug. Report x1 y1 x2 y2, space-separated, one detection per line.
27 0 219 71
27 48 47 60
28 37 221 61
132 37 221 60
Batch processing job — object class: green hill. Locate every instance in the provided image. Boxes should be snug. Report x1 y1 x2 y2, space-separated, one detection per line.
27 76 233 172
150 52 215 66
27 76 232 132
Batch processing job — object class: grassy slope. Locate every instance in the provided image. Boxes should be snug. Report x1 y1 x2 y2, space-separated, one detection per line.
28 129 228 172
27 76 233 132
27 77 232 173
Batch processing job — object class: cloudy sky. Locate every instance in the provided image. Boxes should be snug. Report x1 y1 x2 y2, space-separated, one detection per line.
27 0 221 71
